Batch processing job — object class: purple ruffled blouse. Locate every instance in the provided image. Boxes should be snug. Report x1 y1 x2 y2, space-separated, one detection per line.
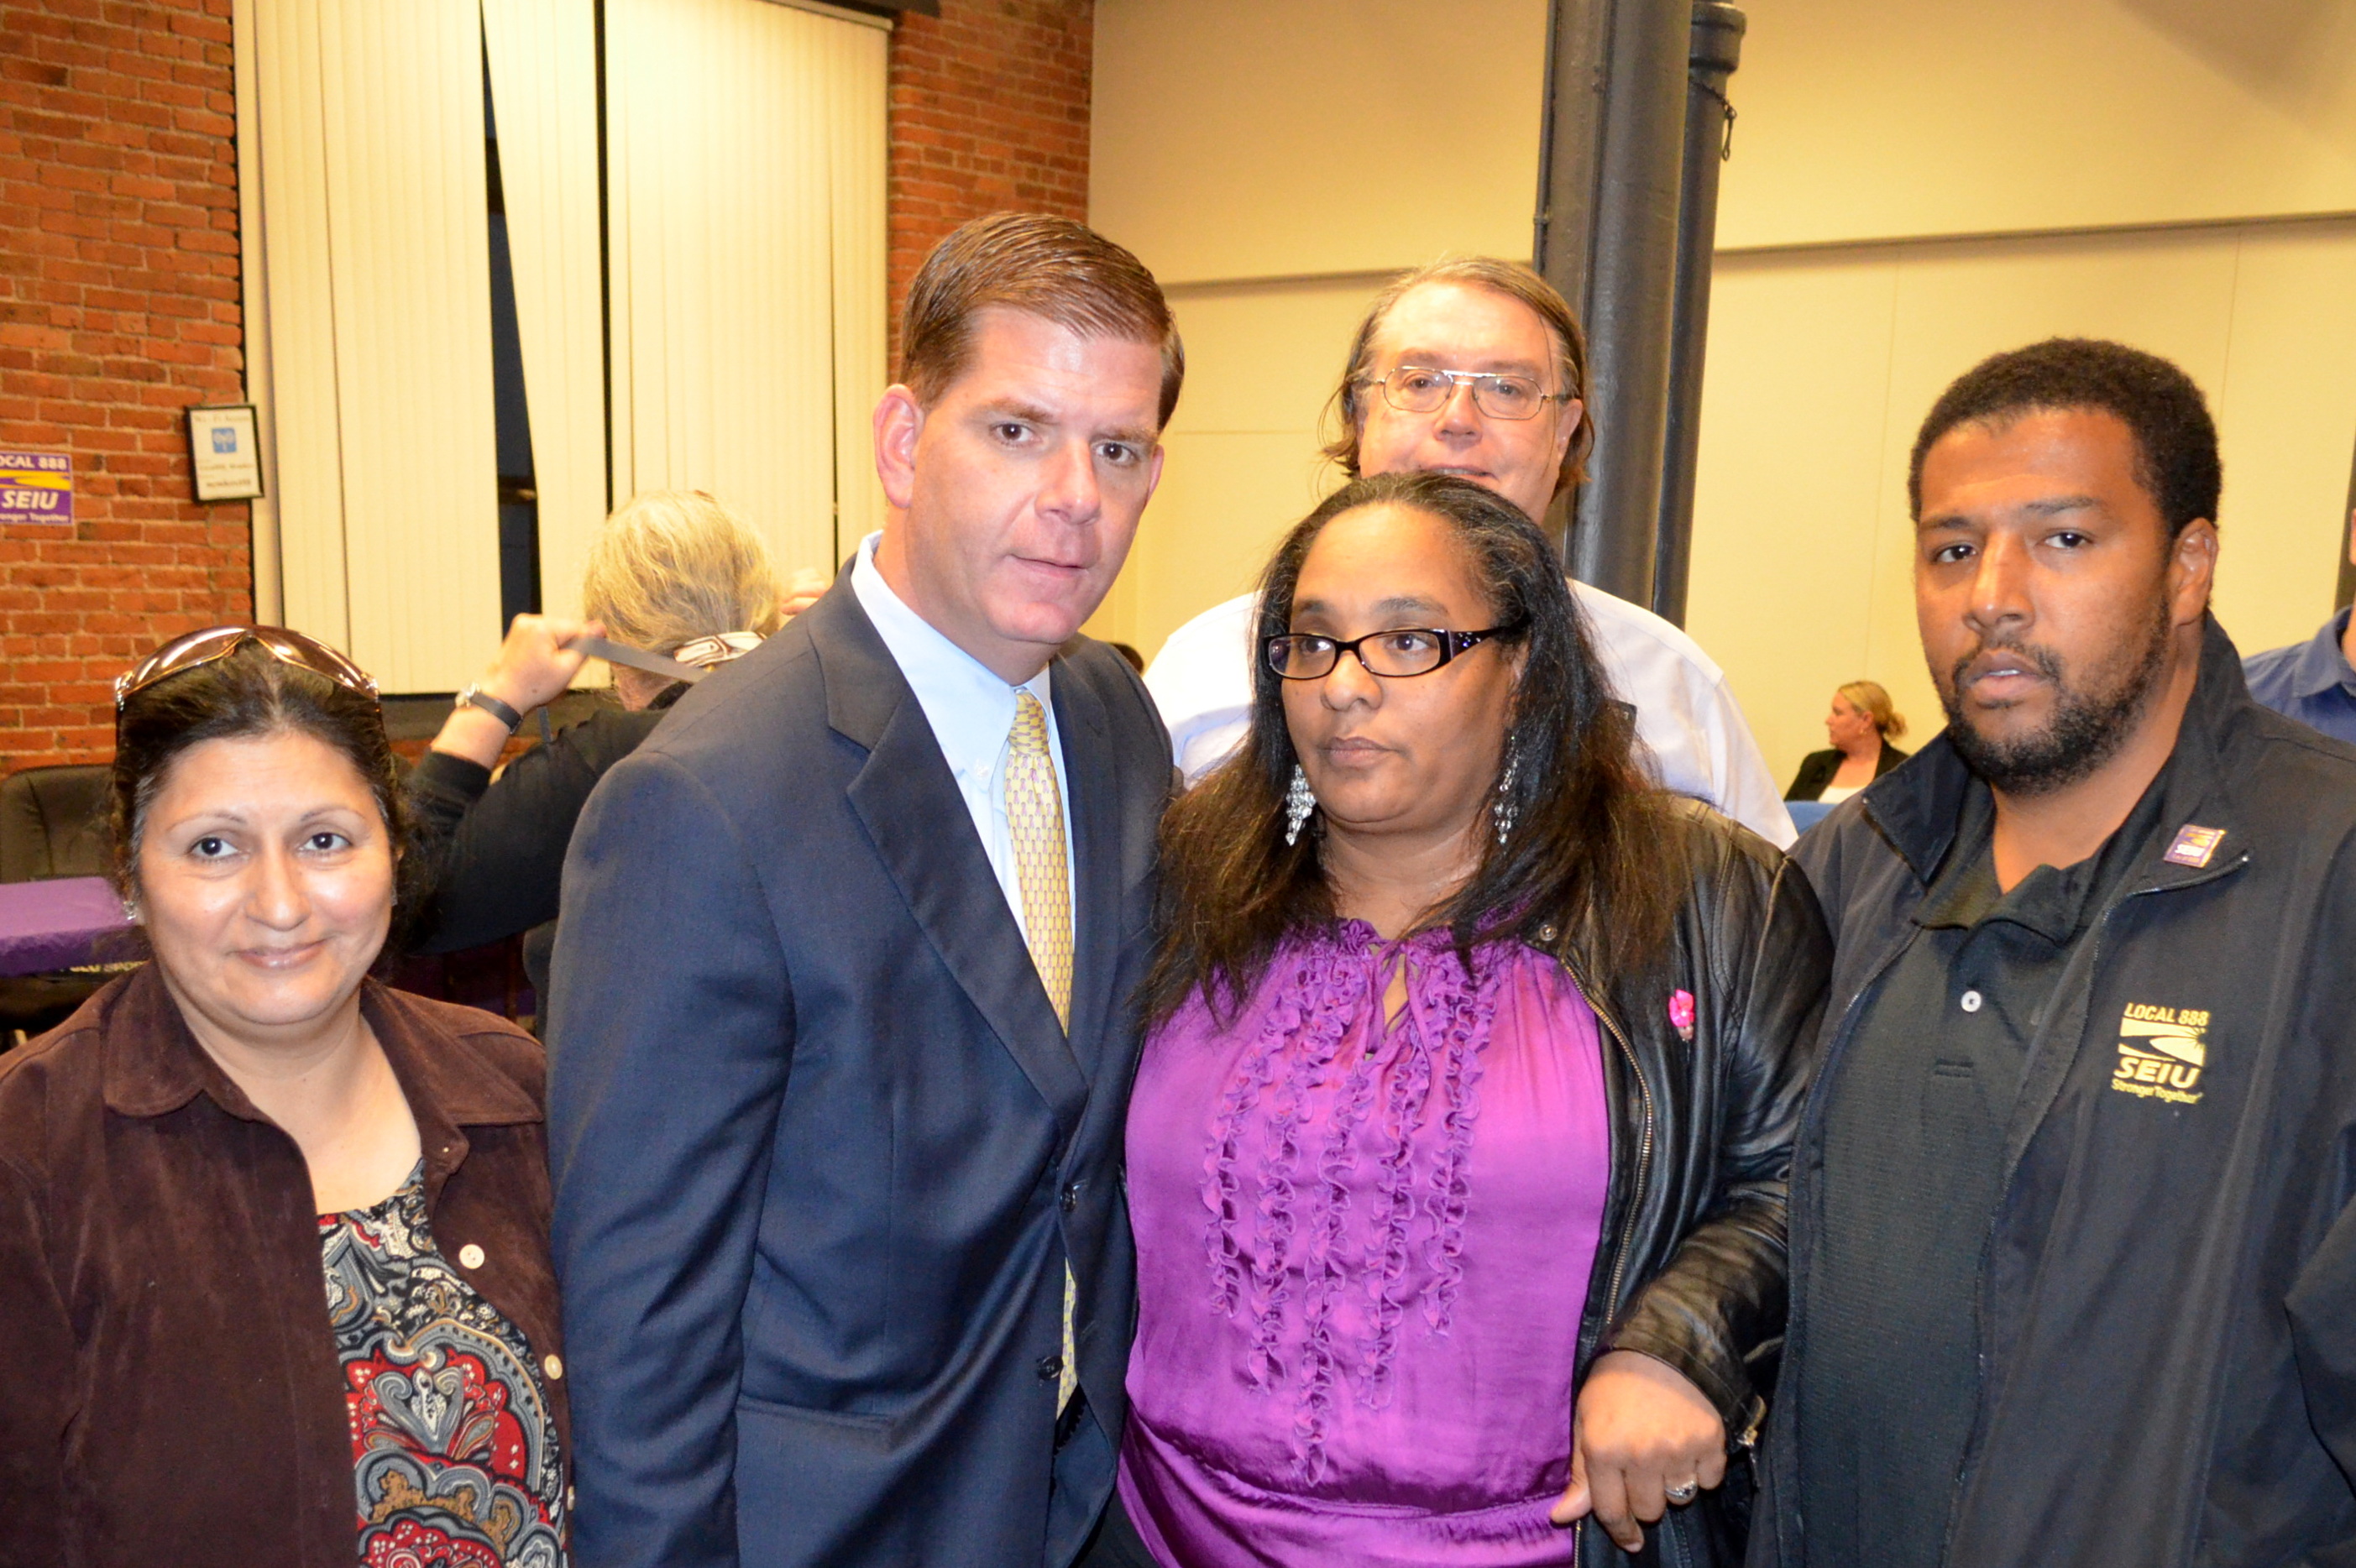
1119 921 1611 1567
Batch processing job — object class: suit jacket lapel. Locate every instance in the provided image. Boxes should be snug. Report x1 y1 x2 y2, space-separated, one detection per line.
812 587 1090 1136
1052 656 1122 1084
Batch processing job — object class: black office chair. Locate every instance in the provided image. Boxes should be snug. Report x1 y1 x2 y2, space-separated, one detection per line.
0 763 118 1047
0 763 112 883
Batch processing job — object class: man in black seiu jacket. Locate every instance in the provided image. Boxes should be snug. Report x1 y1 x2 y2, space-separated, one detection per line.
1751 338 2356 1568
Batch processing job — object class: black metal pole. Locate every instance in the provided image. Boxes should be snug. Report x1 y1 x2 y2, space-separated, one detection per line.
1532 0 1607 567
1651 2 1746 626
1534 0 1691 605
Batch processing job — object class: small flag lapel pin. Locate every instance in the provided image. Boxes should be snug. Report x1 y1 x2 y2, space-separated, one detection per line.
2163 823 2226 869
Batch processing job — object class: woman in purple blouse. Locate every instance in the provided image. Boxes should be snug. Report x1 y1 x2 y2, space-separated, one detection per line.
1089 473 1830 1567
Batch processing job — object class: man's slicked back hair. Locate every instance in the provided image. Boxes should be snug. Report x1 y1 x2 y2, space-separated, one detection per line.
1908 337 2221 537
897 212 1185 429
1322 257 1596 496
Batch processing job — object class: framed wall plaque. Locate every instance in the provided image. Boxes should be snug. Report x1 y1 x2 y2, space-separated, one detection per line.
186 404 264 502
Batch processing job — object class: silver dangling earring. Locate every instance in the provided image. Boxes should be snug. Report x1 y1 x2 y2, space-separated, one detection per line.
1493 745 1521 844
1283 764 1317 846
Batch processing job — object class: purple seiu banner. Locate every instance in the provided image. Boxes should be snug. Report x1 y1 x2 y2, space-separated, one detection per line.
0 450 72 526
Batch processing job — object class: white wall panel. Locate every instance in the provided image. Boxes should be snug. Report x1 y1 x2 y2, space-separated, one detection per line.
484 0 610 622
246 0 502 693
1720 0 2356 250
1091 0 1547 286
607 0 882 585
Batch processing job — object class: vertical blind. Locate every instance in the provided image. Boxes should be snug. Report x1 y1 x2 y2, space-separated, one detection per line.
481 0 608 624
238 0 887 687
822 13 891 558
605 0 888 584
247 0 504 693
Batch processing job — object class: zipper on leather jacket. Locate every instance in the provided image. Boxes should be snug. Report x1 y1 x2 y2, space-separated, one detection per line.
1599 1004 1654 1315
1557 948 1655 1566
1562 952 1655 1335
1735 1401 1763 1450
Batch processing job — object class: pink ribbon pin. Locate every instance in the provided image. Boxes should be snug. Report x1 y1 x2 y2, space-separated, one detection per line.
1668 989 1696 1042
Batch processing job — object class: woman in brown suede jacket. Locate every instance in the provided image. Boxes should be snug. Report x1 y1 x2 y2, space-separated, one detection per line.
0 628 570 1568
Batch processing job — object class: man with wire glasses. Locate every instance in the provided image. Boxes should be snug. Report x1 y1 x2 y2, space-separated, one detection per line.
1143 257 1795 847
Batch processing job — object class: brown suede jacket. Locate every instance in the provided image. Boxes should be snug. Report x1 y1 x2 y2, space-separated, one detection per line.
0 964 567 1568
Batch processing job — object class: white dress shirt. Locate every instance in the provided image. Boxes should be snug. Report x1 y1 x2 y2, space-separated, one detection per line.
1144 583 1798 849
851 532 1076 943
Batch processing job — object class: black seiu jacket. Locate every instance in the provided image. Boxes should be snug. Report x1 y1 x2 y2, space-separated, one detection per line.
1751 620 2356 1568
1547 803 1833 1566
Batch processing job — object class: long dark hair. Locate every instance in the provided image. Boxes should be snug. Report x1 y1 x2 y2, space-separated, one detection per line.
1144 472 1680 1027
112 640 426 947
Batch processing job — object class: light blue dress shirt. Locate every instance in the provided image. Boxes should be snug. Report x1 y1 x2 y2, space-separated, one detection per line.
850 531 1076 947
2243 605 2356 748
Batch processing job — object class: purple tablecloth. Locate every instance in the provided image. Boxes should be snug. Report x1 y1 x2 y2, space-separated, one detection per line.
0 876 137 977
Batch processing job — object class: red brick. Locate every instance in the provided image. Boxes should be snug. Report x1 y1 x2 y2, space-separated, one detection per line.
0 0 249 760
886 0 1092 365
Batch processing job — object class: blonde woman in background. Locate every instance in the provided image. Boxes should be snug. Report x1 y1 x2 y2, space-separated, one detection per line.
1785 680 1909 804
407 490 827 994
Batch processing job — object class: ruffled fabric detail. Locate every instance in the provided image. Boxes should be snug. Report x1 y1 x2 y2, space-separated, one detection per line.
1196 923 1513 1484
1201 938 1359 1385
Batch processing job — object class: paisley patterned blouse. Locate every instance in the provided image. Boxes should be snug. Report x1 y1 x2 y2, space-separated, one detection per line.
321 1163 568 1568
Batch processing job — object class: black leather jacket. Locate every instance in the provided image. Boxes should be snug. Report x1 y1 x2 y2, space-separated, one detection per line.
1547 802 1833 1566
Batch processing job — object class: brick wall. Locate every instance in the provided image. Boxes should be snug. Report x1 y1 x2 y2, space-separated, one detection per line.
887 0 1093 364
0 0 250 771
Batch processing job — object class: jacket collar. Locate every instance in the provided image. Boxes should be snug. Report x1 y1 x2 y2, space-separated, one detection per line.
809 577 908 753
1858 615 2258 892
101 963 540 1130
804 582 1096 1140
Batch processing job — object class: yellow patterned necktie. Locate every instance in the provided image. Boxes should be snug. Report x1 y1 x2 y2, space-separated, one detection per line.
1006 689 1080 1415
1007 692 1074 1027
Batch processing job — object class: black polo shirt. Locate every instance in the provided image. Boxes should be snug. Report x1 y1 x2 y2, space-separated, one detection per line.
1794 774 2167 1567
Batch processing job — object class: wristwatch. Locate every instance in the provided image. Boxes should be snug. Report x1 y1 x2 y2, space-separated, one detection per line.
454 682 524 733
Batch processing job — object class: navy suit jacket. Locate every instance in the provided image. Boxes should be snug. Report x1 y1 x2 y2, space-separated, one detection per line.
547 583 1171 1568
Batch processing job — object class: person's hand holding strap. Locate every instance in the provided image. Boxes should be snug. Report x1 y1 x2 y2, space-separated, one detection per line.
430 614 602 768
1551 1349 1728 1552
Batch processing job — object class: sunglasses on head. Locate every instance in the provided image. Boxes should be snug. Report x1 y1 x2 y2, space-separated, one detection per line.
114 625 380 712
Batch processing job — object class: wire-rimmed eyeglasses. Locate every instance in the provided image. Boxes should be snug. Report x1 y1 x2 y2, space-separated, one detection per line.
1363 366 1575 421
1265 622 1527 681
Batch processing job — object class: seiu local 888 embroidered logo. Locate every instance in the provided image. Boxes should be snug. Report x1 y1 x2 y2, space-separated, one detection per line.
2113 1002 2211 1105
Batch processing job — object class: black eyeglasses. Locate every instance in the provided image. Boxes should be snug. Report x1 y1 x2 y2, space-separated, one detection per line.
1266 621 1526 681
114 625 379 711
1364 366 1575 421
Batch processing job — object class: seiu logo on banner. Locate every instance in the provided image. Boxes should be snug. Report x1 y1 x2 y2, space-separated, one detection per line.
0 451 72 527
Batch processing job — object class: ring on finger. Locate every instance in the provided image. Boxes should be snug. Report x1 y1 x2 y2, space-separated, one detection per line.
1665 1481 1699 1504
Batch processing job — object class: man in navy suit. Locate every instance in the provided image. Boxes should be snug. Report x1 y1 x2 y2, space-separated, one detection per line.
547 213 1184 1568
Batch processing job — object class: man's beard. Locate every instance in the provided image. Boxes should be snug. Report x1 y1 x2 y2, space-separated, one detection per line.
1936 594 2174 797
